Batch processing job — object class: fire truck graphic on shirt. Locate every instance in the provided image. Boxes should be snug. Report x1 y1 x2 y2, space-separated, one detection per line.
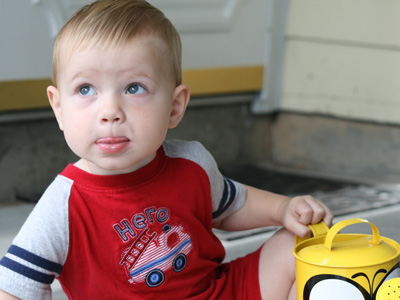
119 223 192 287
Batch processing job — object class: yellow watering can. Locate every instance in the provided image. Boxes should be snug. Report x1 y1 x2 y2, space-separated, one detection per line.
293 218 400 300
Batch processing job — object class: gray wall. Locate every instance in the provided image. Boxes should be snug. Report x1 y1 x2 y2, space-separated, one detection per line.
3 102 400 206
0 95 272 205
272 113 400 184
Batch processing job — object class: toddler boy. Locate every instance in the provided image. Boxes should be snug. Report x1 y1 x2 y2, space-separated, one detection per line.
0 0 332 299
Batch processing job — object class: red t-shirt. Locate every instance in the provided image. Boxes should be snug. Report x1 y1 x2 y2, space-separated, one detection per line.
0 141 247 299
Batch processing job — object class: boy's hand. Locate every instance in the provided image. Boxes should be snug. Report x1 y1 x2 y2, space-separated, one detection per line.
279 195 333 237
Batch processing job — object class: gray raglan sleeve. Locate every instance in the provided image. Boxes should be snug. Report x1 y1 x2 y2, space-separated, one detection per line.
0 175 71 300
163 140 247 223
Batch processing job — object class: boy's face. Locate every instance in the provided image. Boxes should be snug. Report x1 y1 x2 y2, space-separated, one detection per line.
47 36 189 175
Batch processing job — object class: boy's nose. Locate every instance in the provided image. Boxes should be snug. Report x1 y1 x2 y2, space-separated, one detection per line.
101 115 121 123
99 97 125 124
101 111 124 124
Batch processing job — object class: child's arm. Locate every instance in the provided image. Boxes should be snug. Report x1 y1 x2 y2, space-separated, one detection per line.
213 184 333 237
0 290 21 300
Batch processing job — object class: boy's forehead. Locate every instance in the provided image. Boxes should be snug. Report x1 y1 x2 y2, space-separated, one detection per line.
52 0 182 86
64 34 166 62
57 35 173 83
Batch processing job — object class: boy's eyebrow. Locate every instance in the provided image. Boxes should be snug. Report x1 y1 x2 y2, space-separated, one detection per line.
66 70 96 84
69 70 90 80
68 68 156 83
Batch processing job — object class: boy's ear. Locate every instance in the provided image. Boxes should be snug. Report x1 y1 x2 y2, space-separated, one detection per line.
47 85 64 131
169 84 190 129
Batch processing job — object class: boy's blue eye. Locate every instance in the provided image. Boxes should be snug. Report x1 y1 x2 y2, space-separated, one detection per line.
79 86 95 96
126 84 145 95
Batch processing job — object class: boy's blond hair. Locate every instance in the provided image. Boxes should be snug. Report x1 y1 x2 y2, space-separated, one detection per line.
52 0 182 87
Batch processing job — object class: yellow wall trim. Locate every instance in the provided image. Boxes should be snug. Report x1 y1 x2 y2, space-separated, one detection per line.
0 79 52 111
0 66 264 111
183 65 264 96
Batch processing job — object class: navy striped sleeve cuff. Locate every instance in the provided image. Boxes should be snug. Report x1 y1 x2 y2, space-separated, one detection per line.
212 177 237 219
0 245 62 284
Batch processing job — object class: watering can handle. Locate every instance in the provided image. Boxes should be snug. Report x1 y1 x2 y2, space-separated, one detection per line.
295 221 330 245
324 218 381 251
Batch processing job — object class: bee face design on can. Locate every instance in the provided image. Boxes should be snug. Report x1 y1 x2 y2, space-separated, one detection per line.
303 264 400 300
294 219 400 300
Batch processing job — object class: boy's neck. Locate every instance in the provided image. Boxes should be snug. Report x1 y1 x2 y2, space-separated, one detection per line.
74 159 93 174
73 152 157 176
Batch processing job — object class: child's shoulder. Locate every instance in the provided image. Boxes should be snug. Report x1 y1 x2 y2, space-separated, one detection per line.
163 139 205 155
163 139 217 170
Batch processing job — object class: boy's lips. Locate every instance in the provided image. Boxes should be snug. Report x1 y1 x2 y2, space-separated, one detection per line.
95 137 130 153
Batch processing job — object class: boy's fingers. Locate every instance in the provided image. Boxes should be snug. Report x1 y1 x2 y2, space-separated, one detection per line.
294 223 312 238
292 196 333 226
322 204 334 227
291 197 314 225
309 198 333 226
304 197 332 225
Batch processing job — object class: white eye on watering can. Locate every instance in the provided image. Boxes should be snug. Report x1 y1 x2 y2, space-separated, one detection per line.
293 218 400 300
